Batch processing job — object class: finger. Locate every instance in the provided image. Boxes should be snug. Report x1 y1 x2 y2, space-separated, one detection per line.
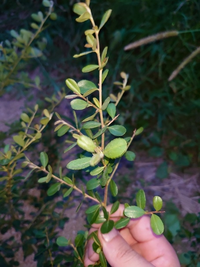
98 227 153 267
84 228 99 266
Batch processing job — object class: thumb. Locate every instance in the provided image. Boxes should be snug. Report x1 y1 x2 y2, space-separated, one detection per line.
98 228 153 267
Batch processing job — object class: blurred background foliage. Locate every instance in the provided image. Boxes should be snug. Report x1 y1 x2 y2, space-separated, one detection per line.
0 0 200 266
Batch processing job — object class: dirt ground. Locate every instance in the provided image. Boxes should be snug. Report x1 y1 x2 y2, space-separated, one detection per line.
0 94 200 266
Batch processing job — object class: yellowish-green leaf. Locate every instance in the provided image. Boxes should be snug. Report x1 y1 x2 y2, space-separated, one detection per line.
76 12 90 23
124 206 145 218
99 9 112 30
66 78 80 94
135 127 144 136
153 196 163 211
102 69 109 83
13 135 25 147
67 157 92 170
73 3 87 15
70 99 88 110
102 96 110 110
150 214 164 235
93 97 100 108
73 51 93 58
82 64 99 73
21 113 30 123
108 125 126 136
40 151 48 167
104 138 127 159
107 103 116 119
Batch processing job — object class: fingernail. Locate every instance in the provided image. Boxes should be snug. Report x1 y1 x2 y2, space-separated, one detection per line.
102 228 118 242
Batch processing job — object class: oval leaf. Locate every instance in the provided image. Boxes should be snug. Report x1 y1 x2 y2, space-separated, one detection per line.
101 220 114 234
124 206 145 219
70 99 88 110
107 103 116 119
104 138 127 159
110 201 120 215
67 157 92 170
13 135 25 147
115 218 130 229
85 204 100 214
135 127 144 136
40 152 48 168
108 125 126 136
99 9 112 30
63 187 73 198
66 78 80 94
56 236 69 247
47 183 60 196
153 196 163 211
86 178 100 190
150 214 164 235
136 189 146 209
109 179 118 197
21 113 30 123
83 121 101 129
57 125 69 137
82 64 99 73
90 166 104 176
125 151 136 161
78 80 97 94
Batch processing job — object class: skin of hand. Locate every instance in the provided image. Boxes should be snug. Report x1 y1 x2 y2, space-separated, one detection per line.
84 204 180 267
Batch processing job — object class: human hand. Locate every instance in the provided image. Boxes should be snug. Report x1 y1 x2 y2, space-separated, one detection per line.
84 204 180 267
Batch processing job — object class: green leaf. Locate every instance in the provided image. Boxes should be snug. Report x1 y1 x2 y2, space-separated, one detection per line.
47 183 60 196
153 196 163 211
93 126 107 139
101 46 108 63
99 251 107 267
90 166 104 176
135 127 144 136
83 88 98 97
86 178 100 190
73 51 93 58
150 214 164 235
40 117 49 125
63 176 73 185
73 3 87 15
148 146 164 157
136 189 146 209
40 152 48 168
85 204 100 214
115 218 130 229
93 97 100 108
78 80 97 94
13 135 25 147
102 97 110 110
70 99 88 110
99 9 112 30
63 187 73 198
107 103 116 119
87 207 100 224
125 151 136 161
110 201 120 215
101 220 114 234
75 233 85 247
83 121 101 129
42 0 51 7
57 125 69 137
67 157 92 170
31 23 39 29
50 12 57 20
108 125 126 136
104 138 127 159
76 11 91 23
66 78 80 94
102 69 109 83
124 206 145 218
38 177 47 183
56 236 69 247
109 180 118 196
82 64 99 73
21 113 30 123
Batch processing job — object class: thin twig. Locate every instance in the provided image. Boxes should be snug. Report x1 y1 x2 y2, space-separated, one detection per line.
168 46 200 81
124 31 179 51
